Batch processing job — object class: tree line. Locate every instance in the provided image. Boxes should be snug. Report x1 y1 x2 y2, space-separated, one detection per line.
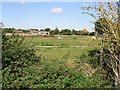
3 27 95 36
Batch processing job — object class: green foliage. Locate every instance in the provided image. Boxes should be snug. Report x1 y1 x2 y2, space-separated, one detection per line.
41 42 54 46
88 49 101 68
49 28 90 36
89 32 95 36
3 28 15 33
22 30 30 33
59 43 69 48
2 29 112 88
44 28 51 31
80 49 114 87
50 28 59 36
54 27 59 34
60 29 72 35
50 30 54 37
2 32 41 89
29 59 106 88
72 29 81 35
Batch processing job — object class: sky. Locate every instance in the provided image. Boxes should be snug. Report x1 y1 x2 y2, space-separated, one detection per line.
1 0 118 2
1 1 97 32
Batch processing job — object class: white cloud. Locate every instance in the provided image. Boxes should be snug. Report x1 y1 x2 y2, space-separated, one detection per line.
51 8 63 14
18 0 25 4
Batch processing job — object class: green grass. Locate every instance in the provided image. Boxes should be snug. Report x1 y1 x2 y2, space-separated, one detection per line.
24 35 100 60
36 47 95 60
24 36 100 46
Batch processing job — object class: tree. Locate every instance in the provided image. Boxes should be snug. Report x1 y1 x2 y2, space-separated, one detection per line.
72 29 81 35
89 32 95 36
54 27 59 34
82 1 120 86
23 30 30 33
72 29 76 35
44 28 50 31
40 29 44 31
50 30 54 37
3 28 15 33
60 29 72 35
50 27 59 36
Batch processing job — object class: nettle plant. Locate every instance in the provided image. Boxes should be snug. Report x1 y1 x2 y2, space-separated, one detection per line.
81 1 120 86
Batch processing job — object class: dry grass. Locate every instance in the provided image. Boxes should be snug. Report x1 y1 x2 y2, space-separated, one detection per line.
80 63 96 77
65 60 75 69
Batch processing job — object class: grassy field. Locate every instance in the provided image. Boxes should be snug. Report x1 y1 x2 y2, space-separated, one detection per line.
24 35 100 60
4 34 112 88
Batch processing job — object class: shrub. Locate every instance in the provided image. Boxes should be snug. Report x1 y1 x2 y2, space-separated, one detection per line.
29 59 108 88
2 32 41 89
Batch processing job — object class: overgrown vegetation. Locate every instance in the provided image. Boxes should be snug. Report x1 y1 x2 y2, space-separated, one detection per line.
82 1 120 87
2 30 41 89
2 1 120 89
2 28 112 89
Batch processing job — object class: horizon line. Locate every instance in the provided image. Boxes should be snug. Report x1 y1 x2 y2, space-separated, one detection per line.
2 27 93 31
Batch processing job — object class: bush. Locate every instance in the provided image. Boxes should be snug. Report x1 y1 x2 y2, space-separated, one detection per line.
78 49 114 87
29 59 107 88
2 32 41 89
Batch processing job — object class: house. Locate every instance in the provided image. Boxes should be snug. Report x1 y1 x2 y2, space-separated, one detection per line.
38 31 50 36
15 29 23 33
82 29 89 33
81 29 89 35
29 29 50 36
29 29 39 34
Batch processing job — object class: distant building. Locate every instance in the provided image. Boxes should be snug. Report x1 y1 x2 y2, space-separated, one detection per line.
81 29 89 35
29 29 39 34
82 29 89 33
29 29 50 36
38 31 50 36
16 29 23 33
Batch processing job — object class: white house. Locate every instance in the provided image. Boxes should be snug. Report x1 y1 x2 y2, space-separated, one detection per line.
29 29 50 36
38 31 50 36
